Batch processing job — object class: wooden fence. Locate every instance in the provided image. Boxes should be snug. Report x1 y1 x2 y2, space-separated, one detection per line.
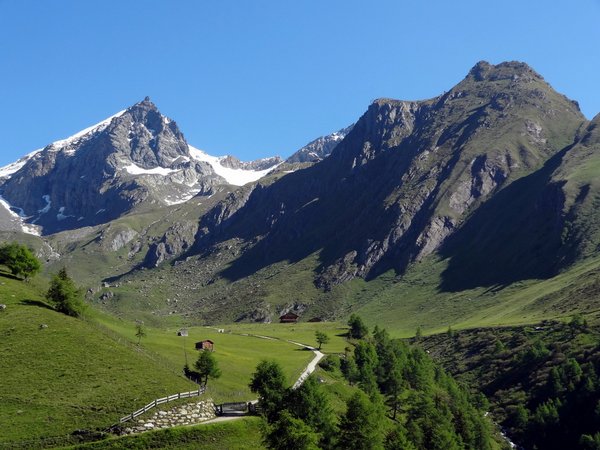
118 386 206 424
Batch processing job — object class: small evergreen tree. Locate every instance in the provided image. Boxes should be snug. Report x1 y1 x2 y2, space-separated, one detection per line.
338 391 385 450
340 356 360 385
385 360 404 420
45 268 85 317
265 410 319 450
354 341 379 395
348 314 369 339
285 375 337 448
194 350 221 386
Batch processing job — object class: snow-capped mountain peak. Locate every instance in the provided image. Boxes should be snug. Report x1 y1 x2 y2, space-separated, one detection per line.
0 98 283 235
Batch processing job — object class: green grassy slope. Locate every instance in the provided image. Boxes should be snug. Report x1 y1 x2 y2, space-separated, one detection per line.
0 269 331 448
93 238 600 341
0 271 195 448
91 311 337 402
64 417 264 450
352 255 600 337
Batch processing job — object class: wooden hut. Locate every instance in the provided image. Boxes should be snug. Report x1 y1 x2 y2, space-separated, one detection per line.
195 339 214 351
279 312 299 323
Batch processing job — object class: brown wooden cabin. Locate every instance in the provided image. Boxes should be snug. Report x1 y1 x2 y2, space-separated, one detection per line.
279 312 299 323
195 339 214 351
307 317 322 323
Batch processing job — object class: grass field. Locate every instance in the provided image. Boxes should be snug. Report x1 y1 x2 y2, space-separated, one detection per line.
219 321 350 353
63 417 264 449
0 270 194 448
0 268 335 448
341 255 600 337
90 310 345 402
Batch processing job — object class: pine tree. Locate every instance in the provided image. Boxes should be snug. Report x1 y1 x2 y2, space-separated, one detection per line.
348 314 369 339
45 268 85 317
194 350 221 387
249 360 288 422
338 391 385 450
265 411 319 450
354 341 379 395
285 375 337 448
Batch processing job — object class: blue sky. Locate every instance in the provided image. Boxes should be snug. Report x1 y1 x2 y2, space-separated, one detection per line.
1 0 599 167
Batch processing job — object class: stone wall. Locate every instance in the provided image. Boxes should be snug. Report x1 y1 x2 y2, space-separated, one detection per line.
122 399 216 434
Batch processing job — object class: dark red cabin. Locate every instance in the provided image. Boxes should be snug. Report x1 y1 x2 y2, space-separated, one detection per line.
195 339 214 351
279 312 299 323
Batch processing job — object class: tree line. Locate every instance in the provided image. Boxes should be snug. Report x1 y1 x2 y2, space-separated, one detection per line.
249 315 496 449
502 319 600 449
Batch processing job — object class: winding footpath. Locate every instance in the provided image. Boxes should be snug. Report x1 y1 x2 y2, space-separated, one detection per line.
211 328 326 390
193 329 326 425
287 340 325 389
190 327 325 425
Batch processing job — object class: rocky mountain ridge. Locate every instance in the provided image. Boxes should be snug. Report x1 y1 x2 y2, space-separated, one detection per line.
187 61 586 291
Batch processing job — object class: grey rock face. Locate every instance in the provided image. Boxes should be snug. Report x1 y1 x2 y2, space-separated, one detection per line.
235 305 273 323
286 125 354 163
0 98 225 235
193 61 585 290
144 221 199 267
219 155 282 171
101 227 139 252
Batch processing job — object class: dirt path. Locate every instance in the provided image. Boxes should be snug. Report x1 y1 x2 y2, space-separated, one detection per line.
285 340 325 389
205 327 325 390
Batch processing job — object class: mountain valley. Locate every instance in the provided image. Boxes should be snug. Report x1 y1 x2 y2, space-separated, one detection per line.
3 60 600 449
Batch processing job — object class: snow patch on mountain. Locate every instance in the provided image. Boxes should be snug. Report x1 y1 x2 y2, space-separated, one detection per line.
0 110 126 179
38 195 51 214
57 206 75 221
122 163 178 176
0 149 42 178
188 145 279 186
164 189 202 206
47 110 126 154
0 194 41 236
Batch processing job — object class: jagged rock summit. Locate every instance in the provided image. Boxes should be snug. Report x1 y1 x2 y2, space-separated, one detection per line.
0 98 281 235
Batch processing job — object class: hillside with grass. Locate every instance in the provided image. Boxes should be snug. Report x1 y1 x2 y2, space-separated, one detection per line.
0 260 345 448
4 60 600 449
0 270 196 448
